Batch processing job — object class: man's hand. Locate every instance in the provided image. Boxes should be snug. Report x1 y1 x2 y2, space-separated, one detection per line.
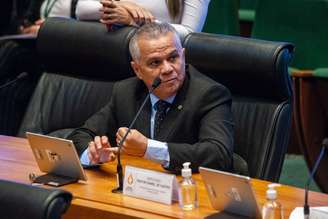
88 136 117 164
116 127 148 157
99 0 154 26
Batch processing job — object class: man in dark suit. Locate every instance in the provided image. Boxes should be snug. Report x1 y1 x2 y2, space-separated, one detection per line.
69 22 234 173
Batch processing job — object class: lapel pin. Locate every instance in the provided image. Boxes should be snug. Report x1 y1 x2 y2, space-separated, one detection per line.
178 105 183 111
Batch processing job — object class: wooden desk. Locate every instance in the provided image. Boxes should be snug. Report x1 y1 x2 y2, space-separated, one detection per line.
1 135 327 219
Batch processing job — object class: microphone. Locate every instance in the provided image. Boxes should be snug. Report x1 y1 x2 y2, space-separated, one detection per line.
0 72 29 90
304 138 328 219
112 76 161 193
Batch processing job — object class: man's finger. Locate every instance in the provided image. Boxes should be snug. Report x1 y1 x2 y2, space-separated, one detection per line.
118 127 129 137
109 153 116 161
108 147 119 154
94 136 102 150
116 137 121 146
116 131 122 144
88 141 99 162
101 136 110 148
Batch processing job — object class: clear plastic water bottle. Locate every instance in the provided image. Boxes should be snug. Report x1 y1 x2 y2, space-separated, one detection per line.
179 162 198 210
262 184 284 219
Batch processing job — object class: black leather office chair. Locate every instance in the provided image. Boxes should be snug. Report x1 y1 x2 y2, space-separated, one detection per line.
183 33 294 181
0 179 72 219
18 18 135 138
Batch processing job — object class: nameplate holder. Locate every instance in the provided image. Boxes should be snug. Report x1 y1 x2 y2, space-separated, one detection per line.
123 165 179 205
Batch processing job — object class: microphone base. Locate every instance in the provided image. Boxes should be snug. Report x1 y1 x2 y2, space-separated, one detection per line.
112 186 123 193
112 171 123 194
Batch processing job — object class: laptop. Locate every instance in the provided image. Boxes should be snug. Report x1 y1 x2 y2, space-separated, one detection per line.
199 167 262 219
26 132 87 186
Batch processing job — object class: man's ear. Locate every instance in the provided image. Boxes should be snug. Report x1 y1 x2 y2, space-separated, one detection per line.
131 61 143 80
181 48 186 63
131 61 142 80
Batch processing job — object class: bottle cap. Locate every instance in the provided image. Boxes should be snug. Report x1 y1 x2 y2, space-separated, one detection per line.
266 183 280 200
182 162 192 177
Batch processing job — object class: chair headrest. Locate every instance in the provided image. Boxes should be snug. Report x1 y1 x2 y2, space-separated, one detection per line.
0 179 72 219
184 32 294 101
37 17 136 80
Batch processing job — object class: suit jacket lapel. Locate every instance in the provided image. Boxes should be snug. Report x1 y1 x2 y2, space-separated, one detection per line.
134 82 151 138
156 72 190 141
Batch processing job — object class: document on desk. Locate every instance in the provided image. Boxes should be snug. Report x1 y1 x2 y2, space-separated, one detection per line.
123 165 179 205
0 34 37 41
289 207 328 219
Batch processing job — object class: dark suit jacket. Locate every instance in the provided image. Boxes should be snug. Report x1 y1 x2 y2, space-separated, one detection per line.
69 70 234 173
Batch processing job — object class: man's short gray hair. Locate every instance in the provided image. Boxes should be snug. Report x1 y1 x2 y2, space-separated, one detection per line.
129 22 182 62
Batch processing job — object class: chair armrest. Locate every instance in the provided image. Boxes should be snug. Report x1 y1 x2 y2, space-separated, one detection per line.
289 67 328 79
289 67 314 77
314 68 328 78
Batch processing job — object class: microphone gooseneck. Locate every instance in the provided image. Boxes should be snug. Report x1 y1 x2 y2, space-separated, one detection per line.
0 72 28 90
303 138 328 219
112 76 161 193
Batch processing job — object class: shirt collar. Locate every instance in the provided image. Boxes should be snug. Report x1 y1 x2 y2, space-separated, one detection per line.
150 93 175 109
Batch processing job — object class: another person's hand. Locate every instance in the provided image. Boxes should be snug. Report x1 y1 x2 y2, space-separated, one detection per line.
88 136 117 164
116 127 148 157
19 19 44 34
100 0 154 26
116 1 155 25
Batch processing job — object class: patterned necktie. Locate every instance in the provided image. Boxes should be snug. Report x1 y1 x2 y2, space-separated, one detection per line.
154 100 171 139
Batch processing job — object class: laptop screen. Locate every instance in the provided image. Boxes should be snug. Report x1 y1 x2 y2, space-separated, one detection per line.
199 167 261 219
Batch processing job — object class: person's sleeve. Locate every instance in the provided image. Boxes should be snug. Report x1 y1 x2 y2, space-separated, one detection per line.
171 0 211 37
80 148 91 165
80 148 106 167
166 84 234 173
144 139 170 168
67 99 117 157
76 0 102 20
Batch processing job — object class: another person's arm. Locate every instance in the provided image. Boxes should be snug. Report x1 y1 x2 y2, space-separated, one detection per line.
171 0 211 37
100 0 154 26
19 19 44 34
76 0 154 24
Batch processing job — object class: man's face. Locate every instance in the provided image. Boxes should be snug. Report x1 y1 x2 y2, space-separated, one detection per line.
131 32 186 99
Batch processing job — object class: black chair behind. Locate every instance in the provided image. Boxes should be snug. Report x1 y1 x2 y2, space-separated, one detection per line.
18 19 294 182
184 33 294 181
0 179 72 219
36 18 135 80
18 18 136 137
